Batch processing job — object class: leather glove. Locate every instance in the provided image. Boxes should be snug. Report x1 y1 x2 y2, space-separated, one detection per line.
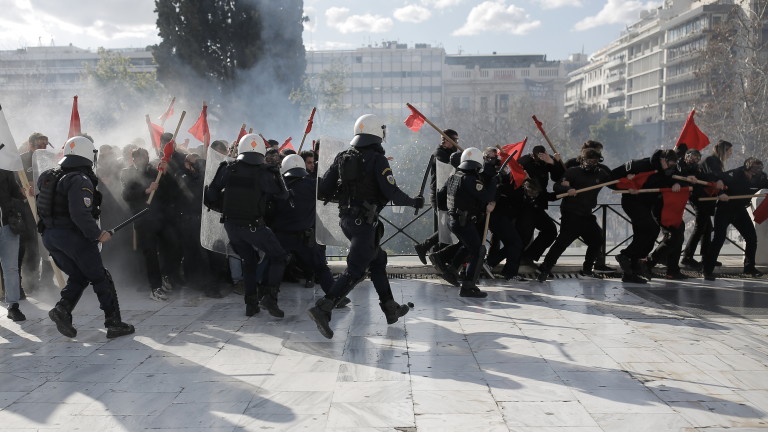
412 196 425 209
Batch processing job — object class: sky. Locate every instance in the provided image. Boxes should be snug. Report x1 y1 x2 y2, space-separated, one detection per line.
0 0 663 60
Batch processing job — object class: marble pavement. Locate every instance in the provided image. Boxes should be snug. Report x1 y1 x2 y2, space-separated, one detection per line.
1 275 767 431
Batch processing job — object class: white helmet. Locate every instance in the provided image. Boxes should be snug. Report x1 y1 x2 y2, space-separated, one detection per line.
59 136 96 168
459 147 483 170
237 133 267 164
280 154 308 178
350 114 386 147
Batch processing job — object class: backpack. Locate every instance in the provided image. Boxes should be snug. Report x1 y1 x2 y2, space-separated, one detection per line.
36 168 67 222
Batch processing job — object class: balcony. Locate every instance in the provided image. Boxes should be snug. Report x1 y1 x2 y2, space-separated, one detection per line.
605 72 624 84
607 105 624 114
604 89 625 100
604 57 626 69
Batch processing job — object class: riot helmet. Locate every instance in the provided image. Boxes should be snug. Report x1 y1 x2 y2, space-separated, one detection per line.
280 154 309 178
350 114 386 147
59 136 97 168
458 147 483 171
237 133 267 165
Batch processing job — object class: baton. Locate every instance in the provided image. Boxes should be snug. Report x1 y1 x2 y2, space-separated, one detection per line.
414 154 435 215
106 208 149 235
498 150 517 174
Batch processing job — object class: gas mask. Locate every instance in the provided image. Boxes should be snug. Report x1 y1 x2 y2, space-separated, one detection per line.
581 159 600 173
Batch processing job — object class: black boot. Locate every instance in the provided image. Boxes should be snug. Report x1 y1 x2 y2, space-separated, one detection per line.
49 299 77 338
429 252 460 286
380 299 409 324
414 242 430 265
616 253 633 276
259 285 284 318
104 310 135 339
459 280 488 298
307 297 335 339
244 293 260 317
335 297 352 308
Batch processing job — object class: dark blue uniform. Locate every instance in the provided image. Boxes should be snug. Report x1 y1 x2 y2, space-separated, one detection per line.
40 166 134 338
272 175 334 294
308 141 422 339
205 158 289 317
446 168 497 293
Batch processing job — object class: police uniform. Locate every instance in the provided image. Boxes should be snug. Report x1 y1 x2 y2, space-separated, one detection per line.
307 114 423 339
41 137 134 339
271 155 336 298
205 134 289 317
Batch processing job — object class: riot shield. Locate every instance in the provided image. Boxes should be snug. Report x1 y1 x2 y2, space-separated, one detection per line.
435 159 458 244
315 136 350 247
200 146 237 255
32 149 60 187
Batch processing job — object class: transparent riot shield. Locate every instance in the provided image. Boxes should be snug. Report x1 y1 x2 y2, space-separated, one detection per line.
435 159 458 244
200 146 236 255
315 136 351 247
31 149 60 186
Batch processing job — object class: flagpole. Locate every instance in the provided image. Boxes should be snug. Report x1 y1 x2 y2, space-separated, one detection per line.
406 103 463 151
671 175 711 186
556 180 619 199
531 115 566 169
613 188 692 194
147 111 186 205
699 193 767 201
160 97 175 127
298 107 316 152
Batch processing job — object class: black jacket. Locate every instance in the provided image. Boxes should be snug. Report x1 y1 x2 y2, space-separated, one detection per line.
0 169 24 226
519 154 565 209
721 167 768 208
555 165 612 216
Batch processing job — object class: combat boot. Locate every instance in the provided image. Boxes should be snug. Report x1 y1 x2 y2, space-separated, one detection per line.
104 310 135 339
307 297 335 339
459 280 488 298
244 293 260 317
49 299 77 338
428 252 460 287
380 299 409 324
259 285 284 318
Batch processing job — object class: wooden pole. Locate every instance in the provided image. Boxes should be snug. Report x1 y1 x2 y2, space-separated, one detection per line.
672 175 711 186
147 110 185 205
406 103 463 151
556 179 619 199
160 96 175 127
612 187 691 194
531 115 566 169
16 170 66 288
298 107 316 152
699 193 766 201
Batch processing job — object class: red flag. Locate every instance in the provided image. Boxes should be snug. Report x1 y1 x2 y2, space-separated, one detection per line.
676 110 709 151
188 104 210 148
404 104 426 132
754 197 768 224
661 188 691 227
147 120 164 150
304 107 316 135
279 137 295 152
703 181 720 197
159 97 175 124
68 95 81 139
157 138 175 172
498 139 528 187
234 126 247 145
616 171 655 189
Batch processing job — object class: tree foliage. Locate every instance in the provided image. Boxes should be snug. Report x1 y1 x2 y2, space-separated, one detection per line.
695 1 768 158
290 58 349 133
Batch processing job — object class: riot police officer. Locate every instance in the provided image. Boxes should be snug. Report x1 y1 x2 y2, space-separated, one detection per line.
40 136 134 339
446 147 498 298
271 154 341 302
307 114 424 339
204 133 290 317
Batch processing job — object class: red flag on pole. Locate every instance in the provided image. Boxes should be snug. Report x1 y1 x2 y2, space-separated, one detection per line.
234 126 247 145
404 104 426 132
279 137 295 152
304 107 316 134
676 110 709 151
661 188 691 227
754 197 768 224
67 95 81 139
159 97 175 124
158 138 175 172
616 171 655 189
498 139 528 187
188 103 210 148
147 120 164 150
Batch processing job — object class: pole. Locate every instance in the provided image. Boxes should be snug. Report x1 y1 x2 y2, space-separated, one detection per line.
531 115 566 169
106 208 149 236
406 103 463 151
672 175 711 186
160 97 175 127
699 193 767 201
147 110 186 205
298 107 316 152
414 154 435 215
556 180 619 199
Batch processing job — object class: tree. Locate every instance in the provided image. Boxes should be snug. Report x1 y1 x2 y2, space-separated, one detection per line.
589 116 644 167
566 106 604 150
290 58 349 134
82 48 165 129
153 0 306 136
695 1 768 158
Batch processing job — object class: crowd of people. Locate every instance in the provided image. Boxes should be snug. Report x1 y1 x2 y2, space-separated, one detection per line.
0 115 766 340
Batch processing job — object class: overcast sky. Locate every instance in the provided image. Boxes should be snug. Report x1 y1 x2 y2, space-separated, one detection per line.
0 0 662 59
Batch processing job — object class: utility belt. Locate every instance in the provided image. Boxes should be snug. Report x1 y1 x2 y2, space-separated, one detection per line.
448 209 478 227
275 227 315 247
223 216 266 229
339 202 379 226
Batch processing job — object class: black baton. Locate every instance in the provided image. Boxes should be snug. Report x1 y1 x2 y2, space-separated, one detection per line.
106 208 149 235
414 154 435 215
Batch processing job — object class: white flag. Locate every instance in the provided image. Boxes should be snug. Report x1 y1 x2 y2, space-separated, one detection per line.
0 104 23 172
